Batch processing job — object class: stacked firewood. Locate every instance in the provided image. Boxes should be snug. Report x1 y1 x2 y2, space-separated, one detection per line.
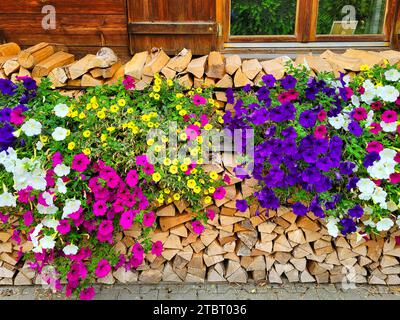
0 42 123 88
1 163 400 286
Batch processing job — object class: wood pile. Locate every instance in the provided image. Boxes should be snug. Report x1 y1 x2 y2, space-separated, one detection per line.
1 42 400 286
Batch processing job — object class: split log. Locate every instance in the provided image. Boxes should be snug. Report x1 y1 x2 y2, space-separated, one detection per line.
187 55 208 79
225 55 241 75
234 68 252 87
166 48 192 72
90 60 122 79
215 74 233 88
206 51 225 79
32 51 75 78
125 51 149 79
0 43 21 57
241 59 262 80
3 58 19 76
18 42 60 69
81 74 104 87
143 48 170 77
66 54 109 80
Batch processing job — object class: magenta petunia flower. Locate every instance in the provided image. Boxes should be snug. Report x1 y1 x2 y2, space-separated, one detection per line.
369 122 382 135
213 186 226 200
151 241 163 256
129 255 143 268
223 174 231 184
45 169 56 188
98 220 114 236
18 186 35 204
79 287 95 300
200 114 209 126
95 259 111 278
136 155 148 166
71 153 90 172
0 213 8 224
51 152 63 167
142 162 155 175
185 124 200 140
314 125 327 139
317 110 327 122
382 110 397 123
192 94 207 106
93 200 108 217
12 230 21 245
123 75 135 90
143 211 155 227
366 141 383 153
352 107 367 121
120 210 134 230
126 169 138 188
192 220 205 234
395 152 400 163
10 107 26 125
206 209 215 220
132 242 144 257
390 173 400 184
106 172 121 189
23 211 34 227
371 101 382 110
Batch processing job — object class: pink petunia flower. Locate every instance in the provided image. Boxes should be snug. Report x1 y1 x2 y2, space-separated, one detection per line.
51 152 63 167
57 219 71 235
71 153 90 172
142 163 155 175
98 220 114 236
357 86 365 94
200 114 209 126
95 259 111 278
192 220 205 234
213 186 226 200
352 107 367 121
369 122 382 135
120 210 134 230
223 174 231 184
366 141 383 153
143 211 155 227
395 152 400 163
396 98 400 106
79 287 95 300
206 209 215 221
314 125 327 139
390 173 400 184
0 213 8 224
132 242 144 257
185 124 200 140
10 107 26 125
151 241 163 256
23 211 34 227
382 110 398 123
371 101 382 110
126 169 138 188
93 200 108 217
136 155 148 166
18 186 35 203
123 75 135 90
317 110 327 122
192 94 207 106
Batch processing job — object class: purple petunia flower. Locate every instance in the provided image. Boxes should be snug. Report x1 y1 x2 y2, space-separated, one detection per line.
299 110 317 128
280 75 297 90
292 202 308 216
348 205 363 219
262 74 276 88
348 121 363 137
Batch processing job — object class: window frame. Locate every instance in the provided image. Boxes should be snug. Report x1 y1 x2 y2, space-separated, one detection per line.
218 0 398 44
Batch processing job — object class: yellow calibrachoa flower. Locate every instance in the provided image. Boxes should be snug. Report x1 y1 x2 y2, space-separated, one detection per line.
68 142 75 150
172 158 179 166
153 85 161 93
204 196 212 204
179 133 188 141
79 112 86 119
154 78 162 86
360 64 370 71
164 188 171 194
90 96 97 104
208 187 216 193
39 135 48 143
117 99 126 107
83 130 91 138
173 193 181 201
157 196 164 204
163 158 172 166
208 98 214 104
83 148 91 156
86 103 92 111
199 179 205 184
131 126 139 134
141 114 150 122
127 108 134 114
196 136 203 144
154 145 162 152
110 104 119 113
188 90 194 96
196 87 202 94
167 197 173 204
187 179 196 189
70 110 78 118
176 104 182 111
176 93 184 99
167 79 173 87
107 127 115 133
204 124 213 130
154 93 160 100
209 171 218 180
197 158 203 165
152 172 161 182
180 164 188 171
97 110 106 119
193 186 201 194
169 165 178 174
183 157 191 165
92 102 99 110
214 101 220 108
147 139 154 146
100 134 107 142
179 109 187 116
218 116 224 124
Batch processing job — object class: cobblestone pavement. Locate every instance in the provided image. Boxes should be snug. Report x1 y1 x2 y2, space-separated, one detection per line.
1 283 400 300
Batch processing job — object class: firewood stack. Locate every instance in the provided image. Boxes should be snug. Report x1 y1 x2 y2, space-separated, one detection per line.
2 42 400 286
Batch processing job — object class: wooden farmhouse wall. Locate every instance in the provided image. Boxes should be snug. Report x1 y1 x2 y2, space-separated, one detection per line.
0 0 130 60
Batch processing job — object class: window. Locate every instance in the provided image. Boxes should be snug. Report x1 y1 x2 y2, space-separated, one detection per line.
220 0 398 45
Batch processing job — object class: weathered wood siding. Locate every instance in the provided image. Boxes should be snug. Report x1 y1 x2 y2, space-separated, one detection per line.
127 0 218 55
0 0 130 59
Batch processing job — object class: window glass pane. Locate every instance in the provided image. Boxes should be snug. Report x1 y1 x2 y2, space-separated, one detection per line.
317 0 387 35
230 0 297 35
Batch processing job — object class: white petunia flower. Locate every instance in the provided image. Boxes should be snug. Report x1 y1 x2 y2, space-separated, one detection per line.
384 69 400 82
377 85 399 102
37 204 58 215
54 104 69 118
365 110 374 128
326 218 340 238
39 235 56 250
351 95 360 107
54 164 70 177
21 119 42 137
62 199 81 219
356 178 375 195
36 141 44 151
0 191 16 207
328 114 345 129
42 218 59 230
56 178 67 194
63 244 79 256
29 175 47 191
380 121 397 133
376 218 394 232
380 149 397 163
52 127 68 141
372 187 387 209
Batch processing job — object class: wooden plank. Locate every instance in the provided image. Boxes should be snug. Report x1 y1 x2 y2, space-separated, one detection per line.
128 22 217 35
